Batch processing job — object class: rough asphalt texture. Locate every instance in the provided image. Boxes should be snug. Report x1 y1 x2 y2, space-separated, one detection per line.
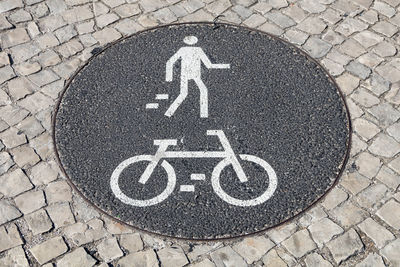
54 24 350 239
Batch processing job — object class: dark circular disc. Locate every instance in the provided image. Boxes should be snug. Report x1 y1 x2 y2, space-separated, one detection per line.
54 23 351 240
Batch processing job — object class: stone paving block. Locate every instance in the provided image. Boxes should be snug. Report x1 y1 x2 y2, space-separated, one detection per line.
372 1 396 17
297 17 327 34
0 14 12 30
103 0 125 8
380 239 400 266
57 39 84 58
45 180 72 204
358 53 383 69
30 236 68 265
339 39 367 58
15 116 44 140
356 253 385 267
357 183 389 209
327 229 364 264
376 166 400 189
352 0 373 8
31 3 49 18
115 19 144 36
282 5 307 23
211 246 247 267
96 13 120 28
0 0 23 13
55 25 78 44
341 172 370 195
367 74 390 96
358 218 394 248
0 127 27 149
262 249 287 267
37 32 62 50
355 152 382 178
258 22 284 36
14 189 46 214
38 50 61 67
93 1 109 16
153 7 178 24
0 52 9 67
120 233 143 253
353 118 380 141
8 77 37 101
39 15 67 32
335 73 359 95
265 11 295 29
181 9 214 22
336 18 368 37
97 237 124 262
372 21 398 37
9 9 32 24
29 161 58 186
298 206 327 227
376 200 400 229
117 249 158 267
330 201 369 227
321 58 345 76
18 92 54 114
103 217 131 235
369 133 400 158
284 29 308 45
304 253 333 267
0 66 15 85
77 20 95 35
187 243 221 261
387 122 400 142
345 61 371 80
243 13 266 28
303 37 332 58
299 0 326 13
93 27 122 46
47 203 75 228
351 88 380 108
206 0 231 15
0 223 23 253
62 5 93 24
368 102 400 127
233 236 274 264
281 229 316 258
191 259 216 267
0 105 30 127
0 152 13 176
331 0 360 14
24 209 53 235
231 5 252 19
268 0 288 9
115 4 141 18
308 218 344 248
0 168 33 197
14 62 41 76
1 28 31 49
351 134 368 156
57 247 96 267
157 245 188 267
10 42 42 64
322 187 348 210
46 0 67 14
170 4 189 18
0 246 29 267
267 222 297 244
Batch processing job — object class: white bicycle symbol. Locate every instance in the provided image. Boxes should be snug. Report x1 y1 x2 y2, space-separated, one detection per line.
110 130 277 207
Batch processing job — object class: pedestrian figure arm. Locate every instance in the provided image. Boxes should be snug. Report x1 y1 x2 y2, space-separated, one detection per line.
200 51 230 69
166 51 181 82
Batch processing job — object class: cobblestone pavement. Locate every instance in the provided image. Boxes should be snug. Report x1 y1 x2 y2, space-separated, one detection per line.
0 0 400 266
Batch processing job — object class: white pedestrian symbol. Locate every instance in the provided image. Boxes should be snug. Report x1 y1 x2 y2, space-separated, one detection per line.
164 36 230 118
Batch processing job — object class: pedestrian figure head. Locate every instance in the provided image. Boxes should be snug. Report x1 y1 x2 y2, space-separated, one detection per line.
183 36 198 45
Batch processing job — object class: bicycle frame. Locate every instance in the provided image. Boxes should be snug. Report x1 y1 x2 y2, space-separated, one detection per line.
138 130 248 184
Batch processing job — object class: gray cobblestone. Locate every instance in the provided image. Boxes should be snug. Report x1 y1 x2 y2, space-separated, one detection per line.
14 62 42 76
304 253 333 267
330 201 369 227
321 187 348 210
120 233 143 253
1 28 31 49
281 229 316 258
327 229 364 264
0 223 23 253
47 203 75 228
345 61 371 79
0 246 29 267
369 133 400 158
24 209 53 235
262 249 287 267
376 200 400 229
297 17 327 34
265 11 295 29
117 249 158 267
30 236 68 265
14 189 46 214
0 127 27 149
283 5 307 23
233 236 274 264
358 218 394 249
299 0 326 13
0 200 22 226
57 247 96 267
308 218 343 248
97 237 124 262
373 41 397 57
303 37 332 58
0 152 14 176
372 21 398 36
380 239 400 266
258 22 284 36
158 245 188 267
0 66 16 85
0 0 23 13
0 168 33 197
211 246 247 267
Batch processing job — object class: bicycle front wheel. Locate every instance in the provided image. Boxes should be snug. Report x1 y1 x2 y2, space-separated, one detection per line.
110 155 176 207
211 154 277 206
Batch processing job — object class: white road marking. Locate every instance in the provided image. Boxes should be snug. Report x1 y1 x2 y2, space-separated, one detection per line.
180 185 195 192
146 103 159 109
190 173 206 180
164 36 230 118
155 94 169 100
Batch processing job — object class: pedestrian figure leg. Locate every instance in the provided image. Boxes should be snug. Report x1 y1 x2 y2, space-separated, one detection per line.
165 78 188 117
194 78 208 118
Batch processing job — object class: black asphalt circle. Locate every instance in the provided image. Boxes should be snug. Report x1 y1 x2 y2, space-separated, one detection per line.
54 23 351 240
